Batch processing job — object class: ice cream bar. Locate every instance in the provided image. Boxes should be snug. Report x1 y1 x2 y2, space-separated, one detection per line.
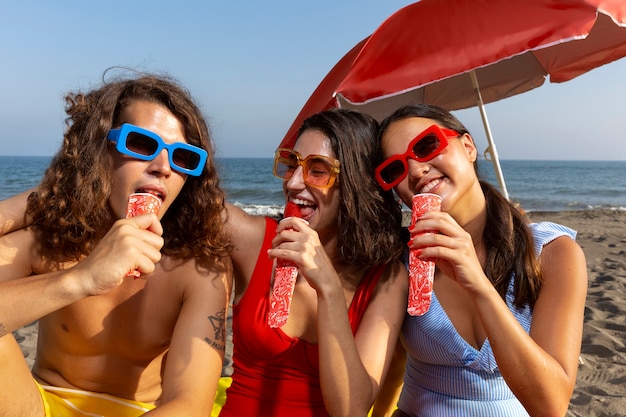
282 201 301 219
126 193 162 218
407 193 442 316
125 193 162 278
268 202 302 328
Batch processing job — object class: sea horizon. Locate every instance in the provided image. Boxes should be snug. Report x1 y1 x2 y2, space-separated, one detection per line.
1 156 624 214
2 154 626 161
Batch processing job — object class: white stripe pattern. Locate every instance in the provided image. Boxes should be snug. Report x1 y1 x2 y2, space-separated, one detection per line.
397 222 576 416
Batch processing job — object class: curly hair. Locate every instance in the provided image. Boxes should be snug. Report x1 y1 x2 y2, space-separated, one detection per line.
296 108 404 267
26 72 229 266
378 103 542 308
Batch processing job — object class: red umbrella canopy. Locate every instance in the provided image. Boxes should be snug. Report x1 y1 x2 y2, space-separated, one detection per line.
279 0 626 150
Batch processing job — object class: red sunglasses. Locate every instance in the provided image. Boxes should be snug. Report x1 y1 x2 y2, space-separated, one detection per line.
375 124 459 191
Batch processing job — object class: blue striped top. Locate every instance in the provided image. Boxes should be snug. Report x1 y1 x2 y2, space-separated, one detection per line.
397 222 576 416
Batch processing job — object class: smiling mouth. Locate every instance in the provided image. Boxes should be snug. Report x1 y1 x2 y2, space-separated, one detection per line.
419 178 442 194
291 198 316 220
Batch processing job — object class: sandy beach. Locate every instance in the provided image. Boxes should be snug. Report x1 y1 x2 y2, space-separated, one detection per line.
528 210 626 417
14 209 626 416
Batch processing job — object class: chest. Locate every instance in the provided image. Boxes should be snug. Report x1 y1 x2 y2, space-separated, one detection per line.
433 274 486 350
41 271 181 359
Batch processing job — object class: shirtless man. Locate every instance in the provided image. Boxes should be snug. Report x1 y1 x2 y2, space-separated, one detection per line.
0 74 231 416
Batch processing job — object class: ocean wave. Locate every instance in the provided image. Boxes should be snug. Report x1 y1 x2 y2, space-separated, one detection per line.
236 202 285 217
237 203 626 219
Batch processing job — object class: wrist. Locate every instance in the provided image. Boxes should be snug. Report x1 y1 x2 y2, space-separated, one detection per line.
468 275 501 304
61 266 92 299
315 275 344 302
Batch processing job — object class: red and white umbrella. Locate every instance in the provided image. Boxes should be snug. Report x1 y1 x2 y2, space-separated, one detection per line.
279 0 626 199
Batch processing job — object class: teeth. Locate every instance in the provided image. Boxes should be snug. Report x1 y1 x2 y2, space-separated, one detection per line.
291 198 313 207
420 179 441 194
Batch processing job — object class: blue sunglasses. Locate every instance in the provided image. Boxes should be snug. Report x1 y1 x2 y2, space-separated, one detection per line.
107 123 207 176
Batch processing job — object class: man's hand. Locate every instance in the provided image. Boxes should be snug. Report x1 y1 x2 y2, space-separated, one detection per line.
73 214 164 296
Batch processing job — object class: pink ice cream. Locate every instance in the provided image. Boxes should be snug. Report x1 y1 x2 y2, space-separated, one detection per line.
268 202 302 328
407 193 442 316
125 193 162 278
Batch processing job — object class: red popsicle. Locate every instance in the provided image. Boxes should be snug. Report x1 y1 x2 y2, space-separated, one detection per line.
407 193 442 316
125 193 162 278
126 192 161 218
268 202 302 328
282 201 301 219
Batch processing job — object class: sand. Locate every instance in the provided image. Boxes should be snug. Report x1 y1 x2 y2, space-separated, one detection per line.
528 210 626 417
14 209 626 416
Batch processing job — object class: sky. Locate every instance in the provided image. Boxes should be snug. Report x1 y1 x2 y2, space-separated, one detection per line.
1 1 625 161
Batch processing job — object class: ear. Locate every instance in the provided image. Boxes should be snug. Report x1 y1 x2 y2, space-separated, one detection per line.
460 133 478 163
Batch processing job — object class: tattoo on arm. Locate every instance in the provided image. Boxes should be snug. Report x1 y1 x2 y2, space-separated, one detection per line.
204 308 226 351
0 323 7 338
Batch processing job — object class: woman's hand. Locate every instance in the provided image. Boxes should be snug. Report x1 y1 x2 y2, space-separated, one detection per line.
268 217 340 295
408 211 489 295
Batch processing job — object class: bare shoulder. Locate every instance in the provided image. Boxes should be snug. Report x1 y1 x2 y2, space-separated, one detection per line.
375 260 409 294
539 235 587 286
366 260 408 318
224 202 267 239
0 189 32 236
533 234 587 328
0 228 38 280
223 202 268 264
160 254 232 294
156 255 231 344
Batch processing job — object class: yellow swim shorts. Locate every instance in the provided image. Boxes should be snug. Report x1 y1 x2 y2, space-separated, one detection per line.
35 381 155 417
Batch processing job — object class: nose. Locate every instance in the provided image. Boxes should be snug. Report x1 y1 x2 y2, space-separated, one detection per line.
286 165 306 191
148 149 172 177
407 158 430 180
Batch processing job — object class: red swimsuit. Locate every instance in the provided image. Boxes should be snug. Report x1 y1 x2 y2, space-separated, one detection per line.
220 218 386 417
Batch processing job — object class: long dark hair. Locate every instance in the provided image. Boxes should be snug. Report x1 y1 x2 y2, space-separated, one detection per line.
27 73 229 265
378 103 542 308
297 108 404 266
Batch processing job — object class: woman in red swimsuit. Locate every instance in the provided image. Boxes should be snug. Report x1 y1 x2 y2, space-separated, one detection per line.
221 108 408 417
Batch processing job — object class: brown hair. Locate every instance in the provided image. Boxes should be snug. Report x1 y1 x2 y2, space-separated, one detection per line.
27 72 228 265
378 103 542 308
297 108 404 266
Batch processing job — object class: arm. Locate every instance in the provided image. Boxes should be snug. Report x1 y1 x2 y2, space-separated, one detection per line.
222 202 267 300
370 339 406 417
146 256 232 416
271 218 408 416
318 261 408 417
413 212 587 416
482 237 587 416
0 189 32 236
0 214 164 334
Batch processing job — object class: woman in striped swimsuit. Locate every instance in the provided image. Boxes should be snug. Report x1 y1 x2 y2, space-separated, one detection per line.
372 103 588 417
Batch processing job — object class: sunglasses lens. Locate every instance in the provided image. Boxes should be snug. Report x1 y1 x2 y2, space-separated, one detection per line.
413 134 441 160
126 132 159 156
274 149 338 188
304 157 334 187
379 160 406 185
172 148 201 170
274 150 296 179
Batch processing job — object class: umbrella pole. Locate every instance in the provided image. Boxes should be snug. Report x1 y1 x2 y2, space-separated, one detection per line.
470 70 510 200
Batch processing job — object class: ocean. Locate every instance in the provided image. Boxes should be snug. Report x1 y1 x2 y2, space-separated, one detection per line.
0 156 624 214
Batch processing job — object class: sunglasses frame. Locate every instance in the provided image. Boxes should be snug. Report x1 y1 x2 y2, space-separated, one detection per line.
273 148 341 189
107 123 208 177
375 125 459 191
